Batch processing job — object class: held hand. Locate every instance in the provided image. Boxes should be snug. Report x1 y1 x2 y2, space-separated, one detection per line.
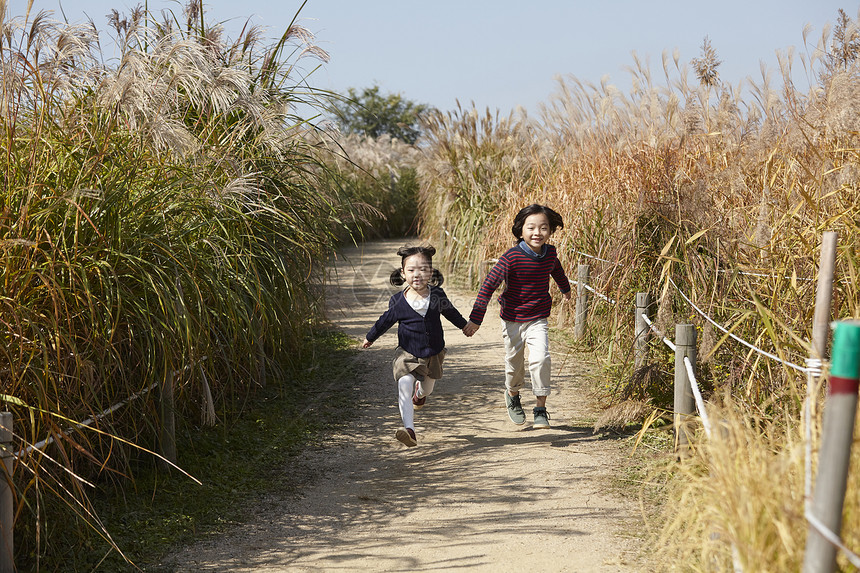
462 321 480 337
361 338 373 348
563 290 572 300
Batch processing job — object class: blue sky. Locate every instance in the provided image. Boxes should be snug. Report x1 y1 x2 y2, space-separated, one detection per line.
32 1 859 115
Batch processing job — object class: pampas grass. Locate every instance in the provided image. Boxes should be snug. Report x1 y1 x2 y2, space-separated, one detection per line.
417 13 860 397
416 8 860 568
593 399 655 433
1 1 362 567
648 392 813 571
317 132 421 237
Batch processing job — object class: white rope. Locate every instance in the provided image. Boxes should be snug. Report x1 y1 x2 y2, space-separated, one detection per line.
668 277 812 374
575 250 619 265
804 393 814 513
469 247 856 567
805 512 860 568
572 280 617 305
684 356 712 438
656 276 860 570
800 359 860 568
804 357 823 378
665 282 860 568
803 358 823 522
716 268 815 282
641 313 676 351
664 285 858 567
732 545 745 573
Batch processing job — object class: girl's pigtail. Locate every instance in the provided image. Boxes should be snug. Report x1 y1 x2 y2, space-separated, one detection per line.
430 268 444 287
389 269 406 286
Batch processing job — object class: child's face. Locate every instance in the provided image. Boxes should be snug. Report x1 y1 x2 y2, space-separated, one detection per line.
521 213 551 253
401 254 431 292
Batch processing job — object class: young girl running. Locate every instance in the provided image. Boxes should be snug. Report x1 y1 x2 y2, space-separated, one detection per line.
362 245 470 447
462 204 571 429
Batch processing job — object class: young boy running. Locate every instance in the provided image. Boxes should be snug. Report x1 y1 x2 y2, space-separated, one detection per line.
463 204 571 428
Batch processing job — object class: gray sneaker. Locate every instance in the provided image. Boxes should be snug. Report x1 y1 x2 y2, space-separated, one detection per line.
504 390 526 425
533 407 551 429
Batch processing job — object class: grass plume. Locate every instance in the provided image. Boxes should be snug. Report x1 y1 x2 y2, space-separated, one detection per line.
416 9 860 567
0 1 366 567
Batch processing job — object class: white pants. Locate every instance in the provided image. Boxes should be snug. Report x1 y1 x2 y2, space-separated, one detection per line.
502 318 551 397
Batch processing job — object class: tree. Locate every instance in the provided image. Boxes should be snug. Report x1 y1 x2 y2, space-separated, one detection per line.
330 84 432 145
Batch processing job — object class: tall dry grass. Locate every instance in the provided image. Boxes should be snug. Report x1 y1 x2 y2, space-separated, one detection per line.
418 102 537 271
318 132 422 237
649 393 810 571
1 0 366 566
416 8 860 567
419 13 860 394
649 385 860 572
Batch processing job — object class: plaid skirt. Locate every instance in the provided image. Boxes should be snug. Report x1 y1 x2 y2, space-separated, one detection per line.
392 347 446 380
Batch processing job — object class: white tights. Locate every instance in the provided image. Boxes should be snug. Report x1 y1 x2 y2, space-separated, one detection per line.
397 374 436 429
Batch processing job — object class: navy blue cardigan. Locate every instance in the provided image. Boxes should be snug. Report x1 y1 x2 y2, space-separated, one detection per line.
365 287 467 358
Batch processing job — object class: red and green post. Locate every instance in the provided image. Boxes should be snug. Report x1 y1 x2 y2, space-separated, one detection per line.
803 320 860 573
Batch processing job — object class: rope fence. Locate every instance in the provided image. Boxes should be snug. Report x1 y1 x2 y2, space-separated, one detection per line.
806 512 860 568
716 268 816 282
640 313 676 351
573 281 617 305
563 233 856 571
667 276 814 374
444 233 832 388
0 227 853 571
683 356 712 439
574 251 618 265
15 382 159 459
439 228 856 569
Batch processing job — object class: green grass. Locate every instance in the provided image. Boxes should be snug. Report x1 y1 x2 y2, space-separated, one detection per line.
28 330 360 572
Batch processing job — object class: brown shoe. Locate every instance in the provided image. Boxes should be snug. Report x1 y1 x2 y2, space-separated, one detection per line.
395 427 417 447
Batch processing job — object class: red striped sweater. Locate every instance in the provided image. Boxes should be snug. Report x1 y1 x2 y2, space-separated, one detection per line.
469 242 571 324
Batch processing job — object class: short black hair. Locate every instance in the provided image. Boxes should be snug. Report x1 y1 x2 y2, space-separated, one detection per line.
511 204 564 239
389 245 444 287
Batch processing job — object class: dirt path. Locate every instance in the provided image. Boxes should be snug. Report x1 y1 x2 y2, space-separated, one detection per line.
163 239 643 572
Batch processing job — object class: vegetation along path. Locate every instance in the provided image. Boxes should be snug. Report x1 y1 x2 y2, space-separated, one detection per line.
164 239 643 572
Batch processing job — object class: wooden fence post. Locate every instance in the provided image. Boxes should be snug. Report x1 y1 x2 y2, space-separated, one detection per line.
803 231 838 564
635 292 653 369
674 324 697 456
809 232 838 375
803 320 860 573
574 264 590 340
0 412 13 573
479 260 491 284
159 372 177 470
